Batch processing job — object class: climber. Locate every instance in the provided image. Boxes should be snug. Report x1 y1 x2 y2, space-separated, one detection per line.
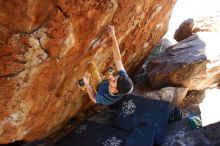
82 25 134 105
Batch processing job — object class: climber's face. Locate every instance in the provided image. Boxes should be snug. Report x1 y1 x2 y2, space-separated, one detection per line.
109 75 118 88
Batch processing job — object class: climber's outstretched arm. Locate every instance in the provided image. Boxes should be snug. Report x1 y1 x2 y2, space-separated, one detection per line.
108 25 125 71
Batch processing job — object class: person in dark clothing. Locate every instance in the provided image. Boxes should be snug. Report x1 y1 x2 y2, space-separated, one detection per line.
83 25 133 105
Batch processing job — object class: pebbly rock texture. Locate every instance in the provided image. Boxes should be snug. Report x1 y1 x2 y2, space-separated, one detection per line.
0 0 176 144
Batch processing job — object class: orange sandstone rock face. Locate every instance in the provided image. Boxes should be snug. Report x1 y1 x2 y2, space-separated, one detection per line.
0 0 55 38
0 0 176 143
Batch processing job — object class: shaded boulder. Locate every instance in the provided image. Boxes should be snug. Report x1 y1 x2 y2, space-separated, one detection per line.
163 119 220 146
133 83 188 106
146 32 220 90
181 90 205 107
174 18 194 42
147 15 220 90
133 38 171 84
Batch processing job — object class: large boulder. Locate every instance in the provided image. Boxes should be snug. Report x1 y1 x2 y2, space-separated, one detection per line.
146 22 220 90
133 83 188 106
0 0 176 144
